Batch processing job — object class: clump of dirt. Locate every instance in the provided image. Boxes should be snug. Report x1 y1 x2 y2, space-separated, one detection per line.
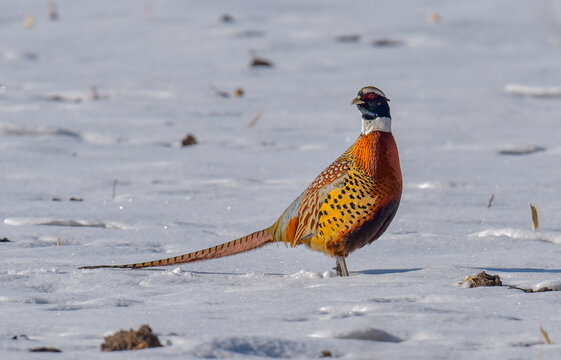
101 324 162 351
335 34 361 43
38 94 82 103
499 146 546 156
181 133 198 147
372 39 402 47
52 197 84 202
220 13 234 23
233 87 244 97
320 350 333 357
30 347 61 352
459 271 502 288
250 57 273 68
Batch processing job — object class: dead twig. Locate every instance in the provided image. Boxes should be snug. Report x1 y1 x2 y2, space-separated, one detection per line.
210 84 229 98
508 285 552 293
540 326 551 344
49 1 58 21
487 194 494 208
112 179 118 199
247 113 262 128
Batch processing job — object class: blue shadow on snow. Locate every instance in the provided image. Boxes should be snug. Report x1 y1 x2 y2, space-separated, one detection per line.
357 268 422 275
480 267 561 274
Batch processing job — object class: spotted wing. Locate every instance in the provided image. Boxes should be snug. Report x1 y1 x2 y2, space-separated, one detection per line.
308 169 385 256
271 155 351 246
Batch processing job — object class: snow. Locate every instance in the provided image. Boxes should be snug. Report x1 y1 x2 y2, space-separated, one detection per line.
504 84 561 98
471 228 561 245
2 0 561 358
534 280 561 292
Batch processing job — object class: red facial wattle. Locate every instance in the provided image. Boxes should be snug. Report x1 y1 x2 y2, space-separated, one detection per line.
362 93 380 101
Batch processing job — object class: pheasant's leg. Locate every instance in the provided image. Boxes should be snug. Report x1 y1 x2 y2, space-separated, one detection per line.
335 256 349 277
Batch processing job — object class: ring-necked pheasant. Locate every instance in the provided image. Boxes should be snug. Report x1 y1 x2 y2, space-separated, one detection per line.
81 86 402 276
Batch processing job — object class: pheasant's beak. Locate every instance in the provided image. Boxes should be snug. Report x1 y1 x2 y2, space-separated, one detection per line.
350 96 365 106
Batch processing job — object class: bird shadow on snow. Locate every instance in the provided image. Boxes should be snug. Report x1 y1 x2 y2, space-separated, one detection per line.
479 267 561 274
190 269 422 277
356 268 422 275
100 268 287 277
191 270 286 277
94 267 423 277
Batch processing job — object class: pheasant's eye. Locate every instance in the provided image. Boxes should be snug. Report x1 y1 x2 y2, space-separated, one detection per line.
362 93 380 101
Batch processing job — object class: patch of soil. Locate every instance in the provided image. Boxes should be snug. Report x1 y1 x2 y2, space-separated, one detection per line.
335 34 360 43
372 39 402 47
233 87 244 97
250 57 273 67
101 324 162 351
459 271 502 288
499 146 546 155
220 13 234 23
30 347 61 352
181 133 198 147
52 197 85 202
38 94 82 103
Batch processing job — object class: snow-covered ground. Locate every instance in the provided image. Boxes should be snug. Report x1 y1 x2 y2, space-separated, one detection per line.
2 0 561 358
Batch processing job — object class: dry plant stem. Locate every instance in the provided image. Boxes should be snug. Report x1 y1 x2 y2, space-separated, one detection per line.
508 285 552 293
91 86 99 100
210 84 229 98
247 113 262 128
530 203 540 231
49 2 58 21
112 179 118 199
540 326 551 344
487 194 494 208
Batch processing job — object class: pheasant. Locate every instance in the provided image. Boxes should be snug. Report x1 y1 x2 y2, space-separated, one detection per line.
81 86 402 276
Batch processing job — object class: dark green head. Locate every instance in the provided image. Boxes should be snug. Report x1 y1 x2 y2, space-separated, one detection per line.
350 86 391 120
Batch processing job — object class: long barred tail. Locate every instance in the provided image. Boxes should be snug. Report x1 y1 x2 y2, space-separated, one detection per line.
79 228 273 269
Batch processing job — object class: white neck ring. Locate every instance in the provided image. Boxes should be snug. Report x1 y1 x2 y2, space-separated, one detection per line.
362 116 391 134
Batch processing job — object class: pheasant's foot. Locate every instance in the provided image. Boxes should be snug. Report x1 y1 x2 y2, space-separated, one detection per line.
335 256 349 277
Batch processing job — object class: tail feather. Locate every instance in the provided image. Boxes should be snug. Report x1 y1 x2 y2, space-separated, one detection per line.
79 228 273 269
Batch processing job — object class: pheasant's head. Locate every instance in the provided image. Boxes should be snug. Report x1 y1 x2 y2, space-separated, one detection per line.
350 86 391 120
350 86 391 134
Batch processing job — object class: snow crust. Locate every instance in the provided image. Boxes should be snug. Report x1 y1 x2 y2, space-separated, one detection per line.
503 84 561 98
2 0 561 358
